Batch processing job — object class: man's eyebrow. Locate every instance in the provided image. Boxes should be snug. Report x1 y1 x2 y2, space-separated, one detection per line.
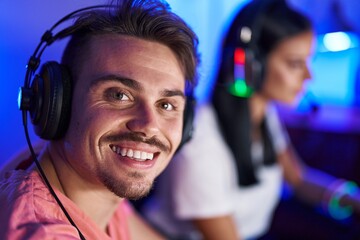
90 74 185 99
161 89 185 99
90 74 142 90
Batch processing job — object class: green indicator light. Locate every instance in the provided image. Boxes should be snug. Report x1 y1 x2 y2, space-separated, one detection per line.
229 79 253 97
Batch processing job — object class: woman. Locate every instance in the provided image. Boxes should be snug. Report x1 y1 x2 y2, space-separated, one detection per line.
143 0 360 239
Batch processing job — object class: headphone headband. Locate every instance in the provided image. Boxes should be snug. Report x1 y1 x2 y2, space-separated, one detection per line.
24 5 112 89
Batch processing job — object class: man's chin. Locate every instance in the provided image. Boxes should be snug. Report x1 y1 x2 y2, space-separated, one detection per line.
120 181 153 200
104 177 153 200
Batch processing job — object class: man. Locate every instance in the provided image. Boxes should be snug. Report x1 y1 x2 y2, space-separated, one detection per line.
0 0 199 239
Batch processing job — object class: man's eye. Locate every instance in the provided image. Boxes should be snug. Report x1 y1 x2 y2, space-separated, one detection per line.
104 88 130 101
161 102 175 111
112 92 129 100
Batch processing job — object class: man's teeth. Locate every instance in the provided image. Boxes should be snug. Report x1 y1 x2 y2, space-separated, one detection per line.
111 146 154 161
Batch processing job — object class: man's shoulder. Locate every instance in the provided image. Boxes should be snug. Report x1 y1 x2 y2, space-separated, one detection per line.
1 169 37 191
0 170 79 239
1 170 48 207
0 170 58 220
0 141 45 179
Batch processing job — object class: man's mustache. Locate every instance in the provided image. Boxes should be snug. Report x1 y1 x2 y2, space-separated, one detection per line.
105 132 170 152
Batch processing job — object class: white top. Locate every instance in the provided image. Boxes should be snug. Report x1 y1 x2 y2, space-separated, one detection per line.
144 103 289 240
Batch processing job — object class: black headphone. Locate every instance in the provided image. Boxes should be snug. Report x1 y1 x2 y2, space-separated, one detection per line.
18 6 101 140
178 92 195 151
18 5 195 147
229 0 280 97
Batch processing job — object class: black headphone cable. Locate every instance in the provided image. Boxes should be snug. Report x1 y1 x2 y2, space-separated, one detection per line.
22 110 86 240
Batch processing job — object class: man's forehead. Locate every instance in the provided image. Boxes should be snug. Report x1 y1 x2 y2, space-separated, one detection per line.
81 35 186 91
88 34 183 73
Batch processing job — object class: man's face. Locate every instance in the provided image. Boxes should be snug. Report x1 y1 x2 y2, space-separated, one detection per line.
63 34 186 200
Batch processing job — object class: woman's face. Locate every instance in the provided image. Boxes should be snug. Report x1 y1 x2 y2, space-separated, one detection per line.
260 30 314 103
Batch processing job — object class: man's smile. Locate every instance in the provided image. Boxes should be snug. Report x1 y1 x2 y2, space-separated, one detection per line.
110 145 155 161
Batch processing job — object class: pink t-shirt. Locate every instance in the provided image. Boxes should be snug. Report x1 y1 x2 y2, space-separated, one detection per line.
0 169 133 239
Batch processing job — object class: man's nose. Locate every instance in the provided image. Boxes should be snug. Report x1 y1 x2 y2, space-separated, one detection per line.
125 102 160 137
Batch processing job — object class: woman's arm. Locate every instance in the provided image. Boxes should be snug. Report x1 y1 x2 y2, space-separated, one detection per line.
278 146 360 219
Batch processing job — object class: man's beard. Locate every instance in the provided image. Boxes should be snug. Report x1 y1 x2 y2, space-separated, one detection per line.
99 168 153 200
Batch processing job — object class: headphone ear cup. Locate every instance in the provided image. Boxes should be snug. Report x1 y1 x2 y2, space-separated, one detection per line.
30 61 72 140
177 96 195 152
244 48 262 91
